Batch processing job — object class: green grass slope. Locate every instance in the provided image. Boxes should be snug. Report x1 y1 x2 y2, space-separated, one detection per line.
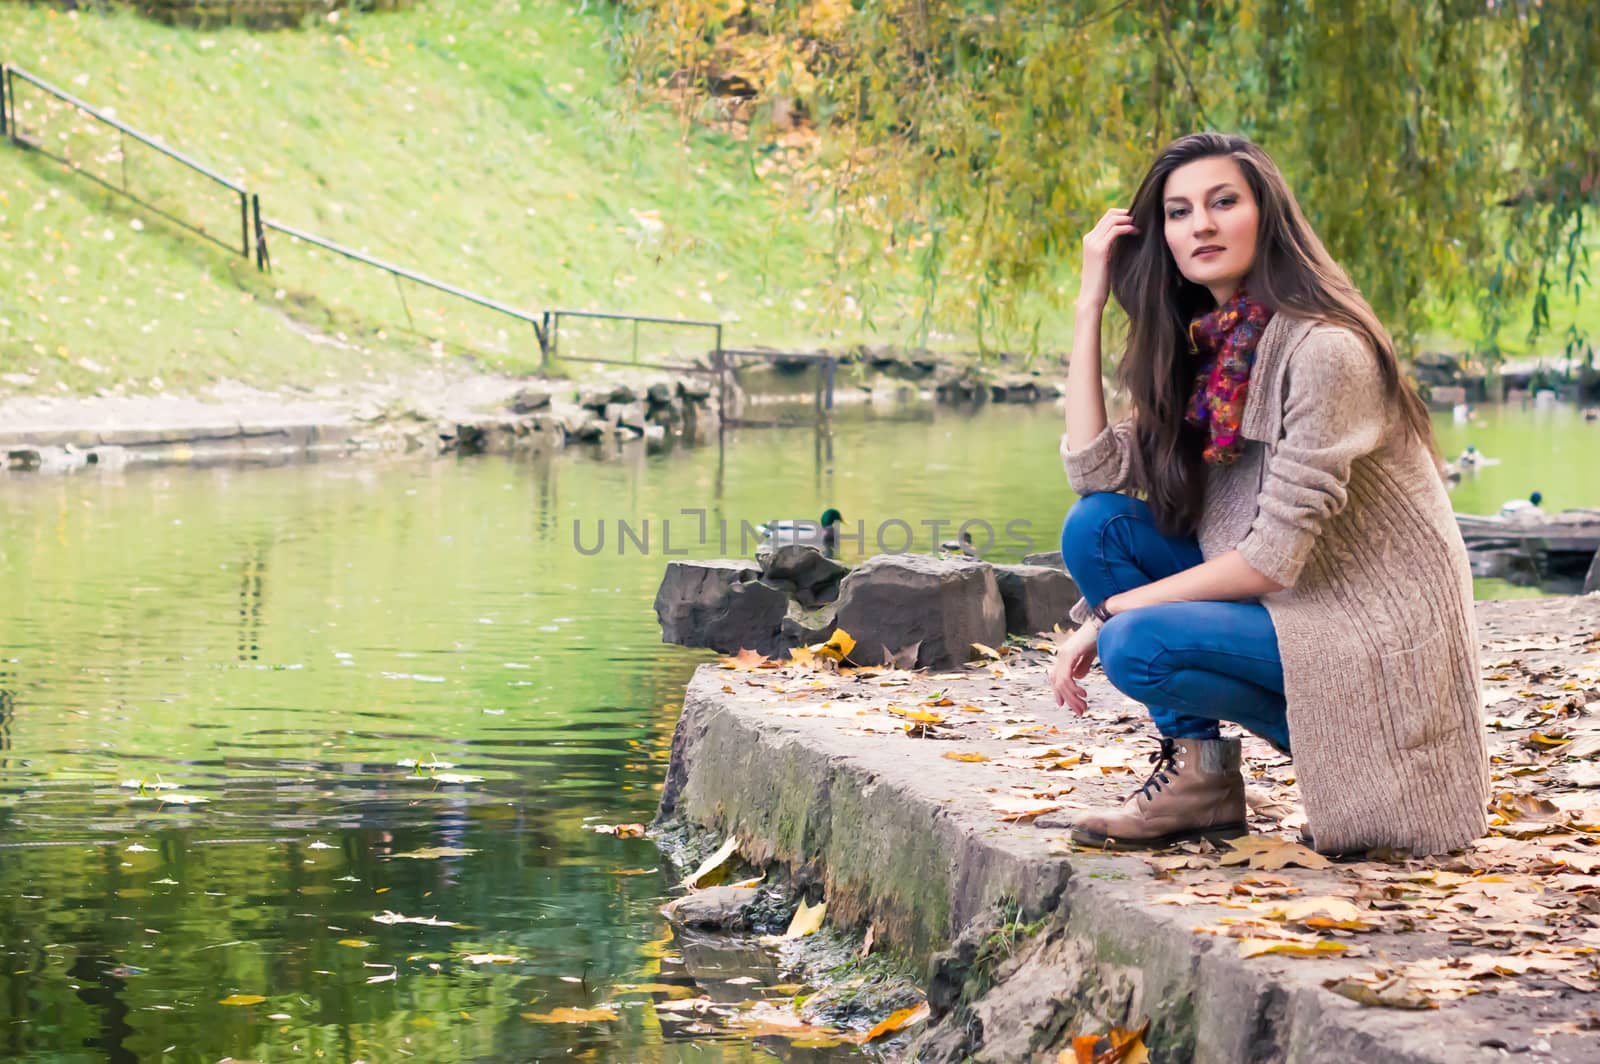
0 0 994 396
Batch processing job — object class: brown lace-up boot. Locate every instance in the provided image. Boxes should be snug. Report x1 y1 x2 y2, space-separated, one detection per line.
1071 737 1248 850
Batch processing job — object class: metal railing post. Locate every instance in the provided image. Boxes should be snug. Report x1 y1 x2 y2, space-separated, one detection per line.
238 190 249 261
824 355 836 414
1 65 9 141
252 193 268 271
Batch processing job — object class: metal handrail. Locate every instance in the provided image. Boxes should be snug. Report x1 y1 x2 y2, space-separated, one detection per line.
261 216 548 345
6 64 245 193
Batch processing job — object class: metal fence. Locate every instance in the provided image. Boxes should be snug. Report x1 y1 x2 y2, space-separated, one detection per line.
2 63 260 264
0 60 824 425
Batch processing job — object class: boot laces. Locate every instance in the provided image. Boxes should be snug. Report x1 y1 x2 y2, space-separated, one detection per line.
1133 738 1181 803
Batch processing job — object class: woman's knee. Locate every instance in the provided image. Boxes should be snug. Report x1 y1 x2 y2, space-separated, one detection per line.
1095 611 1154 693
1060 493 1141 582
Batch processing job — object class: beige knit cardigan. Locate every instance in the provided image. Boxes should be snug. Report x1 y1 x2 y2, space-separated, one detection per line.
1062 315 1489 855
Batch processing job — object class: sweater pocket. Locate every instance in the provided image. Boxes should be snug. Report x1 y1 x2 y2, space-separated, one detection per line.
1378 630 1453 751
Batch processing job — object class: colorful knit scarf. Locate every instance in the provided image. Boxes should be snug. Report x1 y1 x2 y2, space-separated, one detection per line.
1185 285 1274 464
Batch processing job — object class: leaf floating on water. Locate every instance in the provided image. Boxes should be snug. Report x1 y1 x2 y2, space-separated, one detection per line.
681 835 739 889
388 846 480 860
586 823 647 838
461 953 520 965
865 1001 930 1041
396 757 456 770
372 911 458 927
337 939 369 948
607 868 655 877
159 794 210 806
427 773 485 785
522 1007 619 1023
120 778 181 791
218 994 266 1006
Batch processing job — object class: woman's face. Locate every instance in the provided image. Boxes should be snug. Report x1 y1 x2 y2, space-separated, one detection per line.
1162 155 1260 303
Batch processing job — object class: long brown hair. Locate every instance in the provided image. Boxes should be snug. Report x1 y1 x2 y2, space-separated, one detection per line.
1108 132 1435 536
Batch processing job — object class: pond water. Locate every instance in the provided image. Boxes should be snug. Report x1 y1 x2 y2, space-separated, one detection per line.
0 399 1593 1062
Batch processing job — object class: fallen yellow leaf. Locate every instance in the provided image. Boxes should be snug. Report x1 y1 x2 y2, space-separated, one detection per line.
944 751 991 763
865 1001 930 1041
812 629 856 663
784 897 826 939
1237 938 1347 958
888 706 945 724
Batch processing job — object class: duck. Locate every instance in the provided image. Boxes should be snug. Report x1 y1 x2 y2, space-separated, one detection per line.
1455 444 1501 469
1583 408 1598 422
756 508 843 562
938 530 980 559
1499 491 1546 523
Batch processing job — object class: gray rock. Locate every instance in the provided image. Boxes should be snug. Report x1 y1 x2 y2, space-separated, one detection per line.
991 564 1080 635
833 554 1006 670
646 381 675 405
606 383 638 405
760 545 849 606
678 376 714 401
509 387 551 413
1585 547 1600 595
989 375 1040 403
607 401 648 431
577 387 613 411
574 417 609 442
660 886 761 930
655 560 790 656
783 599 838 645
642 423 667 445
1021 551 1066 570
647 402 681 426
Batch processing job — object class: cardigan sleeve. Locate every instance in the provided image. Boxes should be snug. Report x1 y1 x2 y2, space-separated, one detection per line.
1236 328 1388 589
1060 420 1137 496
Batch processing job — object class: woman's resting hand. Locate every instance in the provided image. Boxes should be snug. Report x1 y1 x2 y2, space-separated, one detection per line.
1051 622 1100 716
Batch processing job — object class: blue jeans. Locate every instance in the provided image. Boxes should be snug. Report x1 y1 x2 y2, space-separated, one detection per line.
1060 493 1292 753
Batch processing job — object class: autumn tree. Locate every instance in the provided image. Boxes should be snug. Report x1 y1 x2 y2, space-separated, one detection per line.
608 0 1598 361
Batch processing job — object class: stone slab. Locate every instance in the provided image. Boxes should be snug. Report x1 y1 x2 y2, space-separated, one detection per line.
658 595 1600 1063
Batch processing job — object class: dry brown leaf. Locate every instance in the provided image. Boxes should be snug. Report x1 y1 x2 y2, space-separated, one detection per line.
991 796 1063 822
720 647 780 670
1324 976 1436 1010
1220 836 1332 871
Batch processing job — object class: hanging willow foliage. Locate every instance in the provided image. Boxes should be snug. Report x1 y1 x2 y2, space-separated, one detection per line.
607 0 1598 359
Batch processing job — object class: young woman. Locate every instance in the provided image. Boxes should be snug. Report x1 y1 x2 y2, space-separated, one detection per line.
1051 132 1488 857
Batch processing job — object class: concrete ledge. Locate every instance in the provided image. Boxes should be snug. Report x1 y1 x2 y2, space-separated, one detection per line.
657 597 1600 1062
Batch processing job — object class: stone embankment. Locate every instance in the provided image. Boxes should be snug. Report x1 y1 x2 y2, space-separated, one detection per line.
655 594 1600 1062
0 366 716 474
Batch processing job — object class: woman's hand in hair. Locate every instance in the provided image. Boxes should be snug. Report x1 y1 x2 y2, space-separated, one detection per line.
1051 621 1100 716
1078 208 1138 313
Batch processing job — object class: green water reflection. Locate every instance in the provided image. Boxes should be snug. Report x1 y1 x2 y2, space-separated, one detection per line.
0 399 1592 1061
